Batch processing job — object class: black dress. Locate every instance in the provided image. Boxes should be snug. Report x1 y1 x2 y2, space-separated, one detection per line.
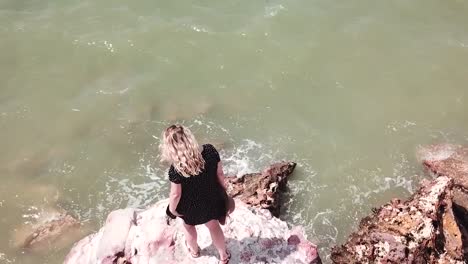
167 144 227 225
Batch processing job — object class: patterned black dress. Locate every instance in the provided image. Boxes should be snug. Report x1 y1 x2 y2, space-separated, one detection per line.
168 144 227 225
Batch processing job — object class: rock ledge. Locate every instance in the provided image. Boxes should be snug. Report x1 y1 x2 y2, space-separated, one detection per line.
64 162 321 264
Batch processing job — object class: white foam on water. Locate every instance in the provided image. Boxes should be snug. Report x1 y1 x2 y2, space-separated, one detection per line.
386 120 417 134
100 137 275 214
265 4 285 17
222 139 265 177
88 118 288 225
389 153 416 193
416 144 457 162
283 149 418 262
48 162 75 175
103 40 115 53
0 253 15 263
21 206 62 225
344 153 416 207
190 25 210 33
96 87 132 95
82 39 116 53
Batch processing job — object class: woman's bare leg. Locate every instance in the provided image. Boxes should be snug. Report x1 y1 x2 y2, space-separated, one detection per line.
205 220 228 260
182 223 198 253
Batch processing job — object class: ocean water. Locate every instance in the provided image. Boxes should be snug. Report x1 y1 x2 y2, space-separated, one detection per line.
1 0 468 263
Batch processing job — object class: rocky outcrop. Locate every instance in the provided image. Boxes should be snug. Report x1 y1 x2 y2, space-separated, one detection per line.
331 176 464 263
64 200 320 264
64 162 321 264
419 144 468 261
225 161 296 217
331 144 468 263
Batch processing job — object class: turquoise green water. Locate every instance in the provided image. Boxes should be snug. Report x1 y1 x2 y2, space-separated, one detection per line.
1 0 468 263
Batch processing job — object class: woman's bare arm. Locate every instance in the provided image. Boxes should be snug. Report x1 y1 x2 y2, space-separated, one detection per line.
169 182 183 216
217 161 227 190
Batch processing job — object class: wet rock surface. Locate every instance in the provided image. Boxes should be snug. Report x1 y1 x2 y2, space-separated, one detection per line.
421 144 468 262
331 144 468 263
225 161 296 217
23 214 81 250
64 162 321 264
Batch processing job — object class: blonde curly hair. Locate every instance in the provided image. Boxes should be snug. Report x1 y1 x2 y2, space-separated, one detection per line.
160 125 205 177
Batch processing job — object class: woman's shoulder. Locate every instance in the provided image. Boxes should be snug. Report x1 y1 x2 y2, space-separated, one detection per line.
202 143 215 151
168 165 183 183
202 143 217 154
202 143 220 162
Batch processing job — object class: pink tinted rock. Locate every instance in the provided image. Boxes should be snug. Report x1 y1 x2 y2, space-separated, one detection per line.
65 162 321 263
96 209 135 263
64 199 319 264
287 235 301 246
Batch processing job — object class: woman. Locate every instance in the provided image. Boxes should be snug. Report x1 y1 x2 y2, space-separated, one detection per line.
160 125 231 263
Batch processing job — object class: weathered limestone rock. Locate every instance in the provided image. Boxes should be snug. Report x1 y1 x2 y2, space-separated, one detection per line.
225 161 296 217
419 144 468 261
64 200 320 264
331 144 468 263
64 162 321 264
331 176 465 263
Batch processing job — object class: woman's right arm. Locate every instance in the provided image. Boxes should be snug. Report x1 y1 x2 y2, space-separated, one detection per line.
217 161 227 190
168 182 183 217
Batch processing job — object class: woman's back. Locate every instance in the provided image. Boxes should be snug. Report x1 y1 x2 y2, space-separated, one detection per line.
168 144 227 225
161 125 231 263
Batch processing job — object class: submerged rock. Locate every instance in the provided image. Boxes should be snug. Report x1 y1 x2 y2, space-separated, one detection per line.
331 144 468 263
13 207 86 253
4 183 89 253
64 162 321 264
23 214 81 251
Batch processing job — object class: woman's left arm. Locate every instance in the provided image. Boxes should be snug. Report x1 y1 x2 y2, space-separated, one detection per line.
169 182 183 217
